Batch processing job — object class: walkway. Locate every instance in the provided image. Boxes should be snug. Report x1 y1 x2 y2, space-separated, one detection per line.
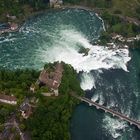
71 93 140 129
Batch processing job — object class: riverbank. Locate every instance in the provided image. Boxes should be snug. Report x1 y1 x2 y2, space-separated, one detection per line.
61 4 140 49
0 8 49 34
1 7 140 139
1 2 140 39
0 23 19 35
61 5 98 12
1 3 139 50
0 62 85 140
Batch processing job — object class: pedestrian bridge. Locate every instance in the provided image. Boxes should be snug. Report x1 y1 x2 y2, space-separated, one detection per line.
71 93 140 129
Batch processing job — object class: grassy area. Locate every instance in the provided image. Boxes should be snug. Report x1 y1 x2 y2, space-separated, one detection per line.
63 0 140 18
0 0 140 24
63 0 140 38
111 0 140 17
0 0 49 23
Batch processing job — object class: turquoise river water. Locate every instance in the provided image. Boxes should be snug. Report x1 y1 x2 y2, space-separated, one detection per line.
0 8 140 140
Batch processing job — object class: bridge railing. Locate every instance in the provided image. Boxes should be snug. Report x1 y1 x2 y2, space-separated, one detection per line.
70 93 140 129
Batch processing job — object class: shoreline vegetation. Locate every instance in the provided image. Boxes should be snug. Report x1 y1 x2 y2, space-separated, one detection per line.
0 62 84 140
0 0 140 49
62 4 140 49
0 0 140 139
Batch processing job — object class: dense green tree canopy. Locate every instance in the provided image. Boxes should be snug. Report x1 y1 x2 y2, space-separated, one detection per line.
25 63 84 140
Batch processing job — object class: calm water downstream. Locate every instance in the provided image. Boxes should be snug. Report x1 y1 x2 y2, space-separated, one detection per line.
0 8 140 140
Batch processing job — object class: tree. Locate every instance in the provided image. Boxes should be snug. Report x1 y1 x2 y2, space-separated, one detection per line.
19 124 26 131
25 63 84 140
0 125 4 132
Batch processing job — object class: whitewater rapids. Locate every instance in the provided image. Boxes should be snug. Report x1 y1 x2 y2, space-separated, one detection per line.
39 28 131 90
1 8 138 140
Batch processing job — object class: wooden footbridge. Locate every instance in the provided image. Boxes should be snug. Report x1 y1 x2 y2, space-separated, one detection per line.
71 93 140 129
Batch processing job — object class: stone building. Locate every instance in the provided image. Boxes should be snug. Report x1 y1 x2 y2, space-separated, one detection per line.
39 62 63 96
20 99 32 119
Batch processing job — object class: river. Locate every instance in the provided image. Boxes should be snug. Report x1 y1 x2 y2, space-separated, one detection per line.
0 8 140 140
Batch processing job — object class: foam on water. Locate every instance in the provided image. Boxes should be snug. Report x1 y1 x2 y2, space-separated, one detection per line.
0 8 136 139
0 37 17 44
91 90 105 105
95 13 106 31
39 28 131 90
80 72 96 90
103 115 128 139
37 23 132 138
91 93 99 102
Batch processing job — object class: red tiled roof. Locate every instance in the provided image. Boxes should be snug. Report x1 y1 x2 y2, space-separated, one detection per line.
39 63 63 89
0 94 17 101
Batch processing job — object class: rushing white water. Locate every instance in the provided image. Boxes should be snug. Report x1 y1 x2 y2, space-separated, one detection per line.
0 9 131 91
39 28 131 90
91 92 99 102
95 13 106 31
1 8 139 139
103 115 128 139
80 72 96 90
